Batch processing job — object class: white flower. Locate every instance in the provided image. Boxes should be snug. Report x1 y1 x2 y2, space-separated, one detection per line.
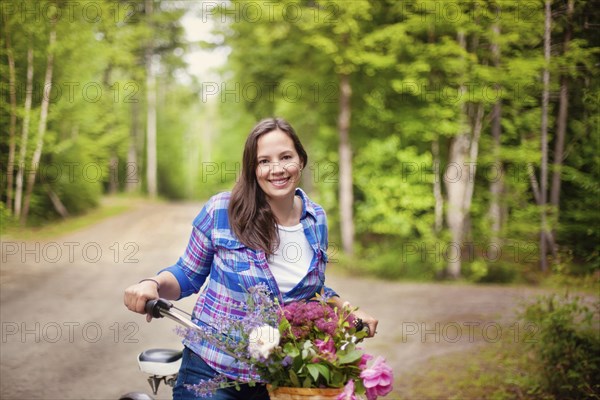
248 325 280 359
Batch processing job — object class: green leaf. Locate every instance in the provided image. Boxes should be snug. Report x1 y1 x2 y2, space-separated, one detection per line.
284 342 300 358
307 364 320 381
302 376 312 388
338 350 363 364
315 364 331 383
289 370 300 387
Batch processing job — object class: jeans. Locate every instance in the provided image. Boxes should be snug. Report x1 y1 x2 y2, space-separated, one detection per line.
172 347 270 400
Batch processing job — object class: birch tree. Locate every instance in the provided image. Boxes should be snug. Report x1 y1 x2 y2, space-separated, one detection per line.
488 23 504 243
21 22 56 224
13 43 34 218
550 0 575 226
3 21 17 212
145 0 157 198
538 0 552 272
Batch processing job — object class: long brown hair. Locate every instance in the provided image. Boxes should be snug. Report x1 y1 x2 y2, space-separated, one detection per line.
228 117 308 254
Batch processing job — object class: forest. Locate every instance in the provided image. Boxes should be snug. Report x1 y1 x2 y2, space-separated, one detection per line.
1 0 599 283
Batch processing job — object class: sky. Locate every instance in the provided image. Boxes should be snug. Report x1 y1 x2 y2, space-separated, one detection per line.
179 4 229 84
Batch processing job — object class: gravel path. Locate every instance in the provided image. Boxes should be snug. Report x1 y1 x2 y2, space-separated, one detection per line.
0 201 550 399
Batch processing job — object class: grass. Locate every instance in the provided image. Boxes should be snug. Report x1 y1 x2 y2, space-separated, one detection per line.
397 323 553 400
0 194 143 240
538 272 600 296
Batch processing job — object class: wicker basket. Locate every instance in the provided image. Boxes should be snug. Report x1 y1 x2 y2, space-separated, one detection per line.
266 385 343 400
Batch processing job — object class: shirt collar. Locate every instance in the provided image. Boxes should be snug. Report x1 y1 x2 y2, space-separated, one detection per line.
295 187 316 220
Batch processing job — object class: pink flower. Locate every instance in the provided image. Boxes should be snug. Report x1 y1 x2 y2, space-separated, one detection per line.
337 380 357 400
315 338 336 354
360 356 394 400
314 338 336 362
358 352 373 370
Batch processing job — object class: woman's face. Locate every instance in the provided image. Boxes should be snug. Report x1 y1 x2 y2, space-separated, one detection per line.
255 129 303 203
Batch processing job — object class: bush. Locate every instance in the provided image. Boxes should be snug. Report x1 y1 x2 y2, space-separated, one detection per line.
476 262 518 284
522 294 600 398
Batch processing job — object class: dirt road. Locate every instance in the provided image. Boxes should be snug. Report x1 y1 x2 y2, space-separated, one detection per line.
0 201 548 399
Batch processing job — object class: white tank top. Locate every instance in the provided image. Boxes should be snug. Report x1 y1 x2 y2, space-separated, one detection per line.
268 223 313 294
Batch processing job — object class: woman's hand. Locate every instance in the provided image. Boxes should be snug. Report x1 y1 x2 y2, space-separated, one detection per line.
124 280 160 322
351 308 379 338
334 298 379 338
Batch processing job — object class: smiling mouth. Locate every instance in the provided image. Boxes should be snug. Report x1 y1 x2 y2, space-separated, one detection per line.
269 177 290 187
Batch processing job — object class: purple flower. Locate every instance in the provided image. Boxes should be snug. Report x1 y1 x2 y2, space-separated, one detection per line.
281 355 293 367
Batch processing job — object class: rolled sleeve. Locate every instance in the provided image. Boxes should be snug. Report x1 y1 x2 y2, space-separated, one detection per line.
159 204 215 299
323 285 338 299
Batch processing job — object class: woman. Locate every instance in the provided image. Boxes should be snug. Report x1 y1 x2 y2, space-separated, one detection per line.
124 117 378 400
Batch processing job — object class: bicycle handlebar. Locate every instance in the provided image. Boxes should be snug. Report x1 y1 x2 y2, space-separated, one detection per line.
145 298 200 332
145 298 173 319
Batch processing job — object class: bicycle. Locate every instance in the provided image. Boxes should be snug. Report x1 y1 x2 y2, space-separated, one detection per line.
119 299 194 400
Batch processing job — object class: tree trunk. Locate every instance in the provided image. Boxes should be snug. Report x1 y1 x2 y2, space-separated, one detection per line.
432 138 443 235
21 25 56 224
126 101 140 192
46 186 69 218
428 30 443 236
145 0 158 198
445 132 469 279
14 43 34 218
444 31 469 279
462 104 483 214
527 162 558 256
338 73 354 255
489 23 504 243
4 22 17 212
109 153 119 194
489 101 504 238
550 0 573 223
538 0 552 272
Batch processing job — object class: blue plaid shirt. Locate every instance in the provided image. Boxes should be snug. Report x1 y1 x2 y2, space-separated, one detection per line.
161 188 337 381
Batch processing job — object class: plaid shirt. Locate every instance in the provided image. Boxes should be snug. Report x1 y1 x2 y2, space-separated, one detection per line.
161 188 337 381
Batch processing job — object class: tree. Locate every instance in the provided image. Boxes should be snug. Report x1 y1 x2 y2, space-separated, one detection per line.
550 0 575 234
538 0 552 272
21 19 56 224
12 41 34 219
145 0 157 198
3 20 17 212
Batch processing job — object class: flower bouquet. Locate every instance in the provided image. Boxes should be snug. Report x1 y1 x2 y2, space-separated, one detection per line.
178 284 394 399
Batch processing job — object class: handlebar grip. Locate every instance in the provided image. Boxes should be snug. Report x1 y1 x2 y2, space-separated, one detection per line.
354 318 370 336
145 298 173 318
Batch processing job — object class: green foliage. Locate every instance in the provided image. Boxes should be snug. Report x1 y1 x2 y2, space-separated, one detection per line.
1 0 598 281
204 0 599 282
354 136 435 238
522 294 600 398
49 141 102 215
